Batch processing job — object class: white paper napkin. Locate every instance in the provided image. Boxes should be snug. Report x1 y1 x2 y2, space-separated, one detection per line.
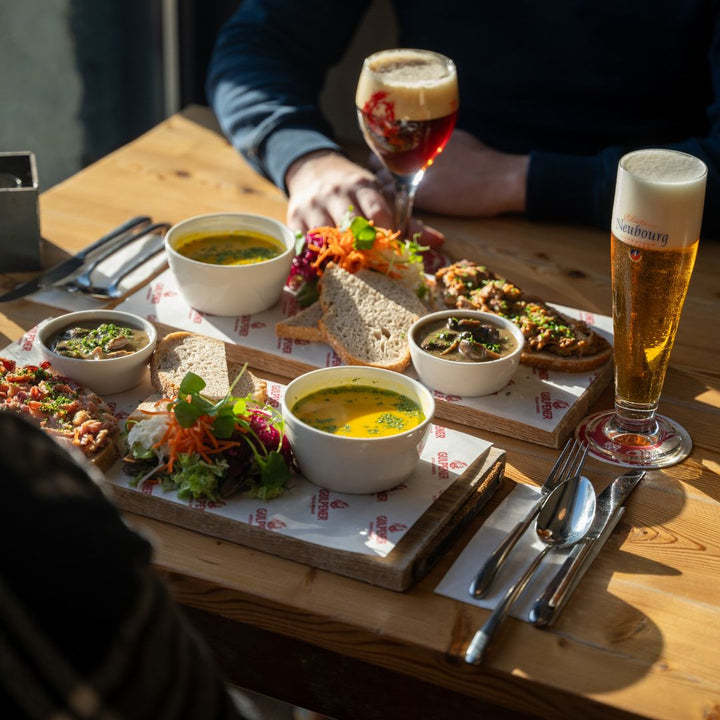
26 235 167 312
435 483 622 620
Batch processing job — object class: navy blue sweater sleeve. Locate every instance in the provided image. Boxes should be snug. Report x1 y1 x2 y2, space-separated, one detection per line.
206 0 372 193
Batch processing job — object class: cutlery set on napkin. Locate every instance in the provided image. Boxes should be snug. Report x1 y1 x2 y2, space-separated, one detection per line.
435 438 645 663
0 216 169 304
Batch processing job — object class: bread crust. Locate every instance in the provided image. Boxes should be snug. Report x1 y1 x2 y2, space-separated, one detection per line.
275 301 325 343
49 429 121 472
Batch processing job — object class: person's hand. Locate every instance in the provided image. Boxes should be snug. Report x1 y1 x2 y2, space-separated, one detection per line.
372 129 529 217
285 150 445 248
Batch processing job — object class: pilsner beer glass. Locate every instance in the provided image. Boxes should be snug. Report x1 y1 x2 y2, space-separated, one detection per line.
578 149 707 468
355 48 458 237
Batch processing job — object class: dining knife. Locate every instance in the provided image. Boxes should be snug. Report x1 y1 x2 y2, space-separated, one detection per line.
528 468 645 628
0 215 151 302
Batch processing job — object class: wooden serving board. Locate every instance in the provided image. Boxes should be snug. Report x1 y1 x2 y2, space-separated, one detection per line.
108 447 505 592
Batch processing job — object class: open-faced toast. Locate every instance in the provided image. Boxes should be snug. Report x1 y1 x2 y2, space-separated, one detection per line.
0 358 121 471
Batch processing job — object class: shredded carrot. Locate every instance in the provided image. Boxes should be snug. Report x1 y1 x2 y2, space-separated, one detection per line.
307 224 409 279
154 411 242 473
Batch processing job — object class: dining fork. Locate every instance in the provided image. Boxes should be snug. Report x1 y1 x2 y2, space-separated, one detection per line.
468 437 588 598
70 221 168 291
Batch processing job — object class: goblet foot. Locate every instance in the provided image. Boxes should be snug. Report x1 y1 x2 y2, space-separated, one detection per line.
576 410 692 469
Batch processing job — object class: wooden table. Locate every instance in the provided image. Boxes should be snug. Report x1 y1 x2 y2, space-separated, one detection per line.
3 106 719 720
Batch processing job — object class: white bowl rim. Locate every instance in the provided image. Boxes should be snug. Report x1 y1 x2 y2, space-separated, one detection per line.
408 309 525 368
282 366 435 444
164 211 295 269
37 309 157 364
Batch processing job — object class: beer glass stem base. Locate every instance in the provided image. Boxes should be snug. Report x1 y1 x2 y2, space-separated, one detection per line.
576 410 692 469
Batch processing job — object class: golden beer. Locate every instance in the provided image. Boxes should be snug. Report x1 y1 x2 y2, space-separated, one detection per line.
578 149 707 469
611 234 698 405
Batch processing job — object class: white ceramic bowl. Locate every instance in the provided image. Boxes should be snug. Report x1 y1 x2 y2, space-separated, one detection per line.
408 309 525 397
36 309 157 395
165 212 295 316
281 366 435 494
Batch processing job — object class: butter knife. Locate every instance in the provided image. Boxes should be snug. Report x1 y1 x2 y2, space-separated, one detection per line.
0 216 151 302
529 468 645 627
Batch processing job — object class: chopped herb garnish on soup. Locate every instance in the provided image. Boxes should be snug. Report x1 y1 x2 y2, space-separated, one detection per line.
291 385 424 438
48 321 149 360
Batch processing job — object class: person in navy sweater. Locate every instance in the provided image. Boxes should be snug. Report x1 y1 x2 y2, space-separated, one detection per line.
207 0 720 244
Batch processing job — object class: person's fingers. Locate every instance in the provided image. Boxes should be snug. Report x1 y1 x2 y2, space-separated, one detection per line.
367 152 383 172
353 184 395 229
287 202 335 235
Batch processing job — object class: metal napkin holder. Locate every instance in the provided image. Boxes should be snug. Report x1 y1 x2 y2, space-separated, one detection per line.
0 151 41 271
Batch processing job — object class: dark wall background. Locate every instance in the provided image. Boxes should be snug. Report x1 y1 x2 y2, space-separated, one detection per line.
69 0 239 169
69 0 164 167
177 0 239 107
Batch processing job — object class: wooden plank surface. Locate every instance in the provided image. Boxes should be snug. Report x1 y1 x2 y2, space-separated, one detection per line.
0 106 718 720
109 446 504 592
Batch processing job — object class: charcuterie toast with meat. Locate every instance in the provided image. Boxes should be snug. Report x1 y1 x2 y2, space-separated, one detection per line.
0 357 120 470
435 260 612 372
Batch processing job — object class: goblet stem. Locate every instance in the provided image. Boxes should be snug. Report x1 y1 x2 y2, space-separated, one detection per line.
393 172 423 238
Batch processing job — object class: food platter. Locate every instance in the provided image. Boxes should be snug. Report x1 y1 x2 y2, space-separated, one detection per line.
119 270 613 448
0 329 504 591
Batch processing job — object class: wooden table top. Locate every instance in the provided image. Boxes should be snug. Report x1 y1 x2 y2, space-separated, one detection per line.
3 106 719 720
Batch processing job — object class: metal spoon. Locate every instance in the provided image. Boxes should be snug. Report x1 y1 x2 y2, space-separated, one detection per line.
464 475 596 665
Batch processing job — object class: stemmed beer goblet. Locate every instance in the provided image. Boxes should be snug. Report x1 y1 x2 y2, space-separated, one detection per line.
355 48 458 237
578 149 707 469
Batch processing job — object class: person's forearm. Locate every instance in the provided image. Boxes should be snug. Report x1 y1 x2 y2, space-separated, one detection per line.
206 1 369 189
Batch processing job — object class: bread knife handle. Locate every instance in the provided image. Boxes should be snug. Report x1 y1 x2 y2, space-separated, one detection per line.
529 507 625 627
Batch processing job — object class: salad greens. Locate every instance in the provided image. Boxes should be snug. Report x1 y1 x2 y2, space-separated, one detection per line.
125 370 295 502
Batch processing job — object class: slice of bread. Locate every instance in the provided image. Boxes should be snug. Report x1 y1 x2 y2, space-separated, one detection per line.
317 264 426 372
275 301 325 342
150 331 267 401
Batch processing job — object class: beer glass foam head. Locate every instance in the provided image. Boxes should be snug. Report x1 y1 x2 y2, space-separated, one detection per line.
613 149 707 250
355 49 458 121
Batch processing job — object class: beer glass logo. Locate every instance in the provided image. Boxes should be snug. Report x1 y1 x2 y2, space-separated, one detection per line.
615 215 669 248
630 247 642 262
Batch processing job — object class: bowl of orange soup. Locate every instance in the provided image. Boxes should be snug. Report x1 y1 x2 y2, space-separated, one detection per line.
281 366 435 493
165 212 294 316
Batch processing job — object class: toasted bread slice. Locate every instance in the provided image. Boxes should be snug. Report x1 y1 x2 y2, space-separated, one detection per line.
49 429 121 473
275 301 324 342
0 358 121 472
150 331 267 401
317 264 426 372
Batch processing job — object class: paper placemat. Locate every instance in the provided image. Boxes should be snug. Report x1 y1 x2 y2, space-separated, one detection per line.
109 385 492 558
117 269 613 447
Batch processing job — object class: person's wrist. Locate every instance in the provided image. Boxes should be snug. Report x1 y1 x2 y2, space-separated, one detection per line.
503 154 529 213
285 149 346 194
